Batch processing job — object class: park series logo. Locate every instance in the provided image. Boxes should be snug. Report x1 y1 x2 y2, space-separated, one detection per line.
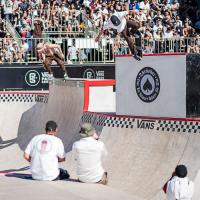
135 67 160 103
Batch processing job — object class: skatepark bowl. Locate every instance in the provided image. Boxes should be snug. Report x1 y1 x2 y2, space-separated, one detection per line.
0 79 200 200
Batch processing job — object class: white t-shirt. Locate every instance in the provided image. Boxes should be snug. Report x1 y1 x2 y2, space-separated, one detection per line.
164 31 173 39
167 176 194 200
2 0 13 14
139 1 150 14
103 11 128 33
83 0 91 8
68 46 78 60
22 42 29 52
101 8 108 15
72 137 107 183
25 134 65 181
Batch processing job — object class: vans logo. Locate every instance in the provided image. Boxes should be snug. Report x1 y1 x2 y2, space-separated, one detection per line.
137 119 156 129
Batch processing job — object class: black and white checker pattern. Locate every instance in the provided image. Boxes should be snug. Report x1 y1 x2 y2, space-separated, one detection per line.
104 116 135 128
81 112 107 134
81 112 95 124
156 120 200 133
82 113 200 134
0 94 35 102
95 115 107 127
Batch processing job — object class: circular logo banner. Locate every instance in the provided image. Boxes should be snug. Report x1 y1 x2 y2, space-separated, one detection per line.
25 70 40 86
83 68 96 79
135 67 160 103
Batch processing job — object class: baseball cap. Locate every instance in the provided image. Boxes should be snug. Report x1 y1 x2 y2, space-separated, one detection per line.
45 121 58 132
79 123 95 138
110 15 121 26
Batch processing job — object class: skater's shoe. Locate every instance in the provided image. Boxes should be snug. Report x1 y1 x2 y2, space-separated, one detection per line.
133 54 141 61
48 73 54 81
64 73 69 80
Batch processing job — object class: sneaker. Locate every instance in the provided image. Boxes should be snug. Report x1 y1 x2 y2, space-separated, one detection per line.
133 54 141 61
64 73 69 79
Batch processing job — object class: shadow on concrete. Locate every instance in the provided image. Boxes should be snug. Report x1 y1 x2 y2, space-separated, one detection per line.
65 178 80 183
0 136 17 149
0 166 30 173
5 173 32 180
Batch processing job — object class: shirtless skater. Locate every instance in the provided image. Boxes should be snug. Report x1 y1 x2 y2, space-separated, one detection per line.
37 42 69 80
95 9 142 61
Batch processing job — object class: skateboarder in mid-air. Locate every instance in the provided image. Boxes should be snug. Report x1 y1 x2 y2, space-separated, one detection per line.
95 8 142 61
37 42 69 80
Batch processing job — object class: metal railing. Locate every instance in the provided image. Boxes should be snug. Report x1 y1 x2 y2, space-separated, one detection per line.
10 9 97 39
5 19 22 45
0 37 199 64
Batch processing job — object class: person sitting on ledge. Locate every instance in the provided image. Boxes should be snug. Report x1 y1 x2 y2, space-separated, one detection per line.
72 123 108 185
24 120 70 181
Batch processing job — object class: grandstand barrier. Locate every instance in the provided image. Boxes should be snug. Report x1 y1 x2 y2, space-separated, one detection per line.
0 37 198 64
116 53 200 118
0 64 115 90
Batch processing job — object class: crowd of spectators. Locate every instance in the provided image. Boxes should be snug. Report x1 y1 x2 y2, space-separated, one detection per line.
0 0 200 63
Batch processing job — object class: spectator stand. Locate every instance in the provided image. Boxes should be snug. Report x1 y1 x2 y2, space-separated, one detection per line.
0 0 199 64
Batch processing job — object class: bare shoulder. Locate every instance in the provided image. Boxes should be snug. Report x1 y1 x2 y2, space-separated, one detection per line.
44 43 51 48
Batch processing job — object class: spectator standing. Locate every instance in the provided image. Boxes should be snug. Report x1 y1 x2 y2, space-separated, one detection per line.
10 41 22 62
78 48 87 64
153 28 163 53
21 39 29 62
1 0 13 21
187 40 199 53
139 0 150 15
153 19 163 33
68 41 78 63
33 16 43 38
19 0 29 13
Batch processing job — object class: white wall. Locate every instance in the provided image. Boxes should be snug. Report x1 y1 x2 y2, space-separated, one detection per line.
116 55 186 118
88 86 115 113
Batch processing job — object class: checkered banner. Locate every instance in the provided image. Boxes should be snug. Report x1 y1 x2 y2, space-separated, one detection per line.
0 93 49 103
82 112 200 134
0 93 35 102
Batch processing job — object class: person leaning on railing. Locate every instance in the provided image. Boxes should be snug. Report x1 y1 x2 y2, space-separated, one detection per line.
187 40 199 53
